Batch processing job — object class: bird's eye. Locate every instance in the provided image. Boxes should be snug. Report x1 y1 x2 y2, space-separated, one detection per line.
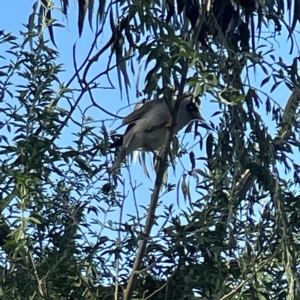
187 103 198 111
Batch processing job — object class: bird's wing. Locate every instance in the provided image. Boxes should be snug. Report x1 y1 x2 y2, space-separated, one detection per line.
145 120 170 133
122 99 162 125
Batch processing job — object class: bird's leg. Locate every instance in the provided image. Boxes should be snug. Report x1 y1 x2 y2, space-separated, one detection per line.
152 150 162 162
144 145 162 162
151 149 163 167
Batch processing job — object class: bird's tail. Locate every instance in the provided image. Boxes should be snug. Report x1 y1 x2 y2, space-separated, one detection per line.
109 148 126 174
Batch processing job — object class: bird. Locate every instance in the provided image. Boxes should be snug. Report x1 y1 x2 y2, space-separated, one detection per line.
109 95 203 174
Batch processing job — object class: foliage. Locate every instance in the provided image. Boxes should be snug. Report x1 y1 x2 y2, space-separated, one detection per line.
1 0 300 300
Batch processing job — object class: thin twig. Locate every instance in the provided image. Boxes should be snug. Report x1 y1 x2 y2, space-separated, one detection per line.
143 281 168 300
128 169 143 232
29 251 45 298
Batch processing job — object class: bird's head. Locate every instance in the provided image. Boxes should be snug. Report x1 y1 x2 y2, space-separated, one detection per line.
182 95 204 122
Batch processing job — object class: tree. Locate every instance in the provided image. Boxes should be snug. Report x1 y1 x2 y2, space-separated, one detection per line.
1 0 300 299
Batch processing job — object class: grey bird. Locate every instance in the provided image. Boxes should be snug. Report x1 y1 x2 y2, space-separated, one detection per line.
109 95 203 174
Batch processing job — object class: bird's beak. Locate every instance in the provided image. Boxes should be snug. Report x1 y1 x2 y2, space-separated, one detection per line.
193 109 205 122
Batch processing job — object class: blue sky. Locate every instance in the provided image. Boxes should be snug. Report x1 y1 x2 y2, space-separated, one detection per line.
1 1 300 243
